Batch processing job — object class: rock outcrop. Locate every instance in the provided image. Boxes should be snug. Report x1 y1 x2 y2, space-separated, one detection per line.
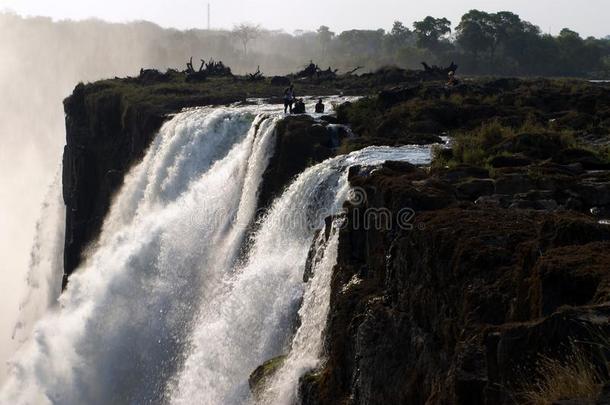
299 161 610 404
62 81 242 287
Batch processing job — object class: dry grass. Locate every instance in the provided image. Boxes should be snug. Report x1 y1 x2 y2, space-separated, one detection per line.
520 345 605 405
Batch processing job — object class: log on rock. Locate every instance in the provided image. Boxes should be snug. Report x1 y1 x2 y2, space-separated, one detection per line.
344 66 364 75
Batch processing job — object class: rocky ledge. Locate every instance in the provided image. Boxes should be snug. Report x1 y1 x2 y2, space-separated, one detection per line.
298 159 610 404
294 79 610 404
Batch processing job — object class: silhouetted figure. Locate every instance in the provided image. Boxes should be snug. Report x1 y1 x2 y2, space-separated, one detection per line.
292 99 306 114
315 99 325 113
284 85 295 113
446 71 459 87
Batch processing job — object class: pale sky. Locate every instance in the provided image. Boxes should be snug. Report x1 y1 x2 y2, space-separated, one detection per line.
1 0 608 38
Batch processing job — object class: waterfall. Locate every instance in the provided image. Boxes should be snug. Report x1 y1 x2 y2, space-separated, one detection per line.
11 172 65 345
258 225 341 405
168 142 433 405
0 100 433 405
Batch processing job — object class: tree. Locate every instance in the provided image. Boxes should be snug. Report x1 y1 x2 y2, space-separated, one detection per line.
413 16 451 51
233 23 261 56
317 25 335 56
390 21 412 41
456 10 494 63
386 21 414 50
336 29 385 58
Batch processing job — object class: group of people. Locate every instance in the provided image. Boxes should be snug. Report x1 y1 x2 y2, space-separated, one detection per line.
283 85 325 114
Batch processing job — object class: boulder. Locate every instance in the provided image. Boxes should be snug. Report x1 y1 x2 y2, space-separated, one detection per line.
489 154 533 168
494 173 535 195
249 355 286 398
456 178 495 200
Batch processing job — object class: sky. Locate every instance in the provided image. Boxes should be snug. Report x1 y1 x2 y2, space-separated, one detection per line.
0 0 609 38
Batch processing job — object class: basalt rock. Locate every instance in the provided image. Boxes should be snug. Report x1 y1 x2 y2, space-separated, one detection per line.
299 162 610 405
249 355 286 399
257 115 339 212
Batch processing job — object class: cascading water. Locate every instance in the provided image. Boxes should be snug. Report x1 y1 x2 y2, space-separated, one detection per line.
1 99 434 405
11 172 65 345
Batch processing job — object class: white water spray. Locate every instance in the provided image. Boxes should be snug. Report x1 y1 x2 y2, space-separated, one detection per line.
1 100 434 405
11 172 65 345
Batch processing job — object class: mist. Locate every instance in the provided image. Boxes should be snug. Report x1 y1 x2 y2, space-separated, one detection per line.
0 12 242 382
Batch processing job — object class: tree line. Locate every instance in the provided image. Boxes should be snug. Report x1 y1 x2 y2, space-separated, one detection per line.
307 11 610 77
2 11 609 78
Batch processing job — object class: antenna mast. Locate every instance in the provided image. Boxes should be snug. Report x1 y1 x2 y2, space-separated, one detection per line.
207 3 211 30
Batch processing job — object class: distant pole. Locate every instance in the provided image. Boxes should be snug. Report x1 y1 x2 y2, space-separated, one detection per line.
207 3 211 30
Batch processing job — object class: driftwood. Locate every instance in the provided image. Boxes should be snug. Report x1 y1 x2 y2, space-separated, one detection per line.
186 57 195 74
247 66 264 81
316 67 338 80
294 61 339 80
421 61 458 76
295 61 319 78
205 58 233 76
345 66 364 75
184 57 233 79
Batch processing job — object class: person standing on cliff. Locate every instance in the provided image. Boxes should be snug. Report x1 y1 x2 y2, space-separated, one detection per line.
284 85 295 113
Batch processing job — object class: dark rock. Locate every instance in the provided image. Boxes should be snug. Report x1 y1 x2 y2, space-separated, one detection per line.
436 165 490 184
576 181 610 207
249 355 286 398
557 148 610 170
300 164 610 405
185 71 207 83
456 178 495 200
270 76 292 86
319 115 339 124
475 194 512 208
378 85 421 108
257 115 335 212
494 173 535 195
489 154 533 168
508 199 558 211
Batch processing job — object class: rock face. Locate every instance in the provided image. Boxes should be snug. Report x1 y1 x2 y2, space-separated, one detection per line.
257 115 345 211
299 162 610 404
62 84 165 287
61 82 242 287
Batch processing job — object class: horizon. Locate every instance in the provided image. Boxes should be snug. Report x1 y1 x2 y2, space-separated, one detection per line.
1 0 609 38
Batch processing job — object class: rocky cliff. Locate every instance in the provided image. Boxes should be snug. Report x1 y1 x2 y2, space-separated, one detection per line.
61 74 610 404
299 161 610 404
296 79 610 404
